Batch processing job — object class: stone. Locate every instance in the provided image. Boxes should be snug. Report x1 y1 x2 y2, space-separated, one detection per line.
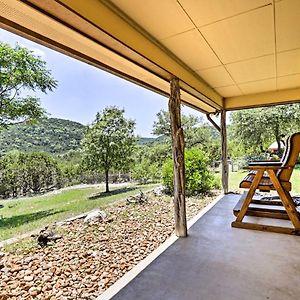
24 275 34 282
29 287 38 296
0 191 217 299
152 185 166 197
84 209 107 223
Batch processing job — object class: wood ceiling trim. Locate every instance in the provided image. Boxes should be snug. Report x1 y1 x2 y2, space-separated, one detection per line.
225 87 300 110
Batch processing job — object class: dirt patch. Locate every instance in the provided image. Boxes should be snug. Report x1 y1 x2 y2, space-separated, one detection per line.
0 191 219 299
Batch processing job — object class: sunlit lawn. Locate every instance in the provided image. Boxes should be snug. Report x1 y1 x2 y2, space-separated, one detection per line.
0 183 159 241
215 167 300 194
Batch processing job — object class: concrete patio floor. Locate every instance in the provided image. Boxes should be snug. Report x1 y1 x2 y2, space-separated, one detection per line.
102 194 300 300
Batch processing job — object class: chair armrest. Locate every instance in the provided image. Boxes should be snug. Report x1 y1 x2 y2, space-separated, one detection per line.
245 165 292 170
248 160 281 166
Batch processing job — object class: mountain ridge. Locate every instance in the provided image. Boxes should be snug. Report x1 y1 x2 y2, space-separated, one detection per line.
0 118 163 155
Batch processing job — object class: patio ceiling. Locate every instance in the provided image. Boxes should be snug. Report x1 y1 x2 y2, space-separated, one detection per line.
1 0 300 113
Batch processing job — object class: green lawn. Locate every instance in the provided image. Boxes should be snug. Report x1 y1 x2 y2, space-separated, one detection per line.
217 168 300 194
0 183 158 241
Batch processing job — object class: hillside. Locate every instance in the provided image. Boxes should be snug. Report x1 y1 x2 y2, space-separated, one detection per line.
138 135 166 145
0 118 86 155
0 118 165 155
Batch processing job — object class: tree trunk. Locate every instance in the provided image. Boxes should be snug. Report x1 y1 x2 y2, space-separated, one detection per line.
221 110 229 194
276 137 281 154
105 169 109 193
169 76 187 238
275 126 281 154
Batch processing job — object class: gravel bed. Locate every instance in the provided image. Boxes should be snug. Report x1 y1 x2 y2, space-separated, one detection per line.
0 191 218 299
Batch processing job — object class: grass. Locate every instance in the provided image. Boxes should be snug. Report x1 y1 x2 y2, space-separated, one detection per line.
0 183 159 241
216 168 300 194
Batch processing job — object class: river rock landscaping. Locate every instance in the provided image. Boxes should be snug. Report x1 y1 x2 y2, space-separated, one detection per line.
0 190 218 299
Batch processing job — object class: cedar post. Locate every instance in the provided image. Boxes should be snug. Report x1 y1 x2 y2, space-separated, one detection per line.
221 109 229 193
169 76 187 237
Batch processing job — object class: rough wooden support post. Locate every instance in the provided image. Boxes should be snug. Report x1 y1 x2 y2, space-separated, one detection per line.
169 76 187 237
221 110 229 194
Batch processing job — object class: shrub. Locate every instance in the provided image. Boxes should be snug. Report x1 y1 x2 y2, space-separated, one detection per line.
162 148 218 195
131 158 159 184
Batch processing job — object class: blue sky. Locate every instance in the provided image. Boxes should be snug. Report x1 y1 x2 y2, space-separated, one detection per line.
0 28 202 137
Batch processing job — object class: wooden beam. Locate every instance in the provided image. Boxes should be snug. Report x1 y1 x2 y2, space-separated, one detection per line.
169 77 187 237
220 110 229 194
206 113 220 132
225 87 300 111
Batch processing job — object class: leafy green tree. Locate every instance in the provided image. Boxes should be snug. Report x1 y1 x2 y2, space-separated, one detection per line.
0 151 62 198
0 151 24 197
132 143 171 183
231 104 300 155
152 110 220 162
82 106 136 192
24 152 62 193
0 42 57 127
131 158 158 184
152 109 201 138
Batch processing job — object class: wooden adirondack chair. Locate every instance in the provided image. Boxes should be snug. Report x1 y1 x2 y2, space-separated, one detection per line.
232 132 300 235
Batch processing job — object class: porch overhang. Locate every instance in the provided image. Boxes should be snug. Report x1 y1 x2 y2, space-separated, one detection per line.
2 0 300 113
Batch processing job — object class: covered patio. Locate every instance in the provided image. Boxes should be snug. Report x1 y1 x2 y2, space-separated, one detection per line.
99 194 300 300
1 1 300 299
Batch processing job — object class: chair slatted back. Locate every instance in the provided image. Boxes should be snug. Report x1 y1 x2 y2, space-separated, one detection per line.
277 132 300 182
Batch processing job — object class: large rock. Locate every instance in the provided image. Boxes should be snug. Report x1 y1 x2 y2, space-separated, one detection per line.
152 186 167 197
37 227 62 247
84 209 107 224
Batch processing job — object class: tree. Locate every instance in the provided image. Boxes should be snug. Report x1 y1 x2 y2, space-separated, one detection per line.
152 109 220 161
0 42 57 127
24 152 62 193
82 106 136 192
152 109 201 137
0 151 62 198
231 104 300 155
132 143 171 183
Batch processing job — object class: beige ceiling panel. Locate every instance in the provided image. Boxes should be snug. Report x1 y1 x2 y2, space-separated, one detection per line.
276 0 300 52
277 49 300 77
215 85 242 97
110 0 194 40
162 29 221 70
196 66 234 88
200 5 274 64
277 74 300 90
226 55 275 83
238 78 276 94
179 0 271 27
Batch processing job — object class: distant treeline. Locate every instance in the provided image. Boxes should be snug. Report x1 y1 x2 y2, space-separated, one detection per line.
0 150 112 199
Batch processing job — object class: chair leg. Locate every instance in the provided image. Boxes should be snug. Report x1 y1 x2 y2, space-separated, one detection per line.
267 170 300 230
235 170 264 222
232 221 300 235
